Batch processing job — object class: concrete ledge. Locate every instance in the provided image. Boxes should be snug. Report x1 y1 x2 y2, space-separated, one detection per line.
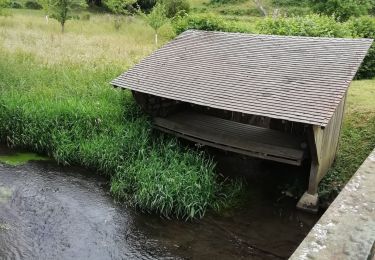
290 148 375 260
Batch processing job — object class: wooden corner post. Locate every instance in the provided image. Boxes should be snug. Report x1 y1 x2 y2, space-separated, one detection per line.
297 94 347 213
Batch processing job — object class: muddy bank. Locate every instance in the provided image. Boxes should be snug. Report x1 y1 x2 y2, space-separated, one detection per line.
0 146 320 259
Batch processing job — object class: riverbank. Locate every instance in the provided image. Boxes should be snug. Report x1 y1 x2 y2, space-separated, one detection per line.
0 145 320 259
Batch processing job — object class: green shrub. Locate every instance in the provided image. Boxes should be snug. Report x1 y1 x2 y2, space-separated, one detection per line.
172 13 254 34
0 0 9 13
278 6 312 16
136 0 156 11
310 0 373 21
272 0 309 6
162 0 190 18
348 16 375 79
8 0 22 8
210 0 245 4
219 7 262 16
25 0 42 9
257 14 351 37
172 13 227 34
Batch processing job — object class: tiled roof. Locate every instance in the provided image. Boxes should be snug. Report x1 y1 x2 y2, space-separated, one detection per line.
112 30 372 126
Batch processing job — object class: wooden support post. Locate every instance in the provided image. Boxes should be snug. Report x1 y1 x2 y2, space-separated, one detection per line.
297 126 319 213
297 95 346 213
307 159 319 195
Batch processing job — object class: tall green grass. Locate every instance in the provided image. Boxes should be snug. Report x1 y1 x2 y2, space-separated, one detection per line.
318 80 375 201
0 50 242 219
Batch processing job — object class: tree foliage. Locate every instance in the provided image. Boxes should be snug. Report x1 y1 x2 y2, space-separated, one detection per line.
310 0 374 21
348 16 375 79
39 0 87 32
142 2 169 45
257 14 351 37
0 0 9 15
136 0 155 10
0 0 7 7
161 0 190 18
103 0 136 14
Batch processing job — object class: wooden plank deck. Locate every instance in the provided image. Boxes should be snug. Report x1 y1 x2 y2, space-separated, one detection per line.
153 112 306 166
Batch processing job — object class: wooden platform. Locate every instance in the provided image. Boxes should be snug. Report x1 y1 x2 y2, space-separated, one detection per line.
153 112 305 166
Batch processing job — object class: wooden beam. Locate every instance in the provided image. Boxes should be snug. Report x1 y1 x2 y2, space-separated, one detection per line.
153 112 306 166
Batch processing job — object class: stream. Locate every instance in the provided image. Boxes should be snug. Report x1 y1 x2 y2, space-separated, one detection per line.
0 145 321 259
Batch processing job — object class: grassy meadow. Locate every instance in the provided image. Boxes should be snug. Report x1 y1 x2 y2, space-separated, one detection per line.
0 7 374 217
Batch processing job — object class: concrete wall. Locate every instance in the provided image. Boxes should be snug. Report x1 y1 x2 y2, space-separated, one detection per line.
290 148 375 260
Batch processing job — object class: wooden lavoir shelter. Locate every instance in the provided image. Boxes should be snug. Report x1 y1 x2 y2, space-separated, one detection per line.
112 30 372 212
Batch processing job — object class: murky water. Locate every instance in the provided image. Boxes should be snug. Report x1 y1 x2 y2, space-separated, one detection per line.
0 146 321 259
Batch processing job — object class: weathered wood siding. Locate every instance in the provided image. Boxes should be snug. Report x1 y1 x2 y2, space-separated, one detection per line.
313 92 347 183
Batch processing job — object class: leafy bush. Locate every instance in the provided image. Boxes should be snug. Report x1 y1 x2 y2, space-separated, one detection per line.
271 0 312 15
172 13 255 34
172 13 227 34
210 0 245 4
257 14 351 37
348 16 375 79
25 0 42 9
8 0 22 8
0 0 9 11
136 0 156 11
162 0 190 18
277 6 312 16
310 0 373 21
0 0 11 15
219 7 262 16
272 0 309 6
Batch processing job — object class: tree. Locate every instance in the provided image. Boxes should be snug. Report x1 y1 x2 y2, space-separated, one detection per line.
142 3 168 46
103 0 137 30
39 0 87 32
162 0 190 18
310 0 374 21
